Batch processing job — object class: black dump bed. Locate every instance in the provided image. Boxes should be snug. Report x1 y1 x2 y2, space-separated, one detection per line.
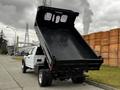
35 6 103 70
42 28 97 60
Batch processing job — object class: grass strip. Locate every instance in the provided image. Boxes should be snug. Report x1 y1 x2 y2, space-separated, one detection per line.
87 65 120 89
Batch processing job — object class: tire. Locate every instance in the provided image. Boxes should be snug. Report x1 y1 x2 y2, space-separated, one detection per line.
71 76 85 84
22 60 27 73
38 69 52 87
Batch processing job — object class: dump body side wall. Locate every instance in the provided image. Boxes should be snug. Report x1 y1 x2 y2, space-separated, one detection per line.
34 25 54 68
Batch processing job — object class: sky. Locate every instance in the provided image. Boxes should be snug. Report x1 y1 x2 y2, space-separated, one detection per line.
0 0 120 45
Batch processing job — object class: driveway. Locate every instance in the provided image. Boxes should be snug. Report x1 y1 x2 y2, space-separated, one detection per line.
0 55 104 90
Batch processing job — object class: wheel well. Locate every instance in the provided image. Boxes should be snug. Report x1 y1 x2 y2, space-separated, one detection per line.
38 59 49 71
22 59 27 67
44 59 49 68
22 59 24 63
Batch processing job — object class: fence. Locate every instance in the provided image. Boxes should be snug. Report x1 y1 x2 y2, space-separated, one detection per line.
83 28 120 67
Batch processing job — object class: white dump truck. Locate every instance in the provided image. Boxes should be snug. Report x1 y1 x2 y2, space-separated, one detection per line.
22 6 103 87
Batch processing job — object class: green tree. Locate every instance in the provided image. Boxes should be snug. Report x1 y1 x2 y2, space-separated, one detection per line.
0 30 8 54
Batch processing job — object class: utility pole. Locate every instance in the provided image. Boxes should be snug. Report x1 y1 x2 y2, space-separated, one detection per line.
6 26 16 55
34 0 52 8
43 0 47 6
16 36 19 51
42 0 52 6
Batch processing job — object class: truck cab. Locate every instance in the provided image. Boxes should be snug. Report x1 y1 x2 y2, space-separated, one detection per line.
22 46 45 73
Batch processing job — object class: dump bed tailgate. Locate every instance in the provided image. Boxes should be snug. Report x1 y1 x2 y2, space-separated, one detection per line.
55 59 103 70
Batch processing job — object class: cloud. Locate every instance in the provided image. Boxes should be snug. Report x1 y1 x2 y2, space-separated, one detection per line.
88 0 120 32
53 0 81 11
0 0 38 45
1 0 120 31
1 0 120 45
0 0 35 29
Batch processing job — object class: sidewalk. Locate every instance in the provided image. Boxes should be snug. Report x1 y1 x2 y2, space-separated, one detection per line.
0 55 21 90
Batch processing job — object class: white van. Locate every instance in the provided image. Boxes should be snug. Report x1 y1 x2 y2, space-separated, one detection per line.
22 46 45 73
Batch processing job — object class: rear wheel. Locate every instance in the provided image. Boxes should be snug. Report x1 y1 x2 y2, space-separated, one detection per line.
22 60 27 73
71 76 85 84
38 69 52 87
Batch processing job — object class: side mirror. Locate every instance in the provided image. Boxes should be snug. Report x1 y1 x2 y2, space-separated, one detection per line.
24 53 29 56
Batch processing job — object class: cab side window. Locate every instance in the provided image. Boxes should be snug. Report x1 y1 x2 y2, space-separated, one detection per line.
36 47 44 55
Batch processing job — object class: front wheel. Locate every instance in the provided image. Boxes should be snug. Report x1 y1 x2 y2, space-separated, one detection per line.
22 60 27 73
38 69 52 87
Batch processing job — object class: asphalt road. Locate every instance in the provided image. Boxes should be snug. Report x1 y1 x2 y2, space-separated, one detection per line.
0 55 104 90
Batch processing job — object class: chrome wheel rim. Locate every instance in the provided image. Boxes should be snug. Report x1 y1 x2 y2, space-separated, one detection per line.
22 63 24 69
39 72 42 84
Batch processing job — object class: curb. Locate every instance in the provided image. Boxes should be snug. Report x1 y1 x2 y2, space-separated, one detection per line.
85 79 118 90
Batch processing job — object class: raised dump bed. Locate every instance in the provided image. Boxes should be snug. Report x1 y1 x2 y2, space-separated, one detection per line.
34 6 103 87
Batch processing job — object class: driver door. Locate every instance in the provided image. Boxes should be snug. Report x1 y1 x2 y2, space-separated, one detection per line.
25 47 35 68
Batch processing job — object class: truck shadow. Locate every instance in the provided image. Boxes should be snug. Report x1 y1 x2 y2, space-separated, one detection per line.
52 80 86 87
24 70 87 88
